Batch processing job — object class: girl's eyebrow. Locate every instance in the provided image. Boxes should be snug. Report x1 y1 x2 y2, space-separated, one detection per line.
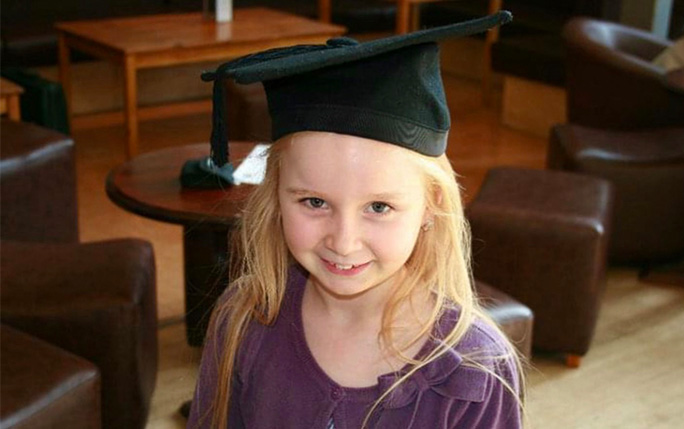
368 192 407 201
284 187 406 201
284 187 319 197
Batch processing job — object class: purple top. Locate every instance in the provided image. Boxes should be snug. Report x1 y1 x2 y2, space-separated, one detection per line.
188 265 521 428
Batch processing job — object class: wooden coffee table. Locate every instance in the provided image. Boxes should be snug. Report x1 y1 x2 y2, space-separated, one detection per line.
106 142 258 346
57 8 345 159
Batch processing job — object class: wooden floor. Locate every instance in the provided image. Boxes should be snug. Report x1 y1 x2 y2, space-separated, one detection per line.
72 75 684 428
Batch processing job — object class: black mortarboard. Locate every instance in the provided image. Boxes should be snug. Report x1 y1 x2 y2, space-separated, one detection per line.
180 11 512 188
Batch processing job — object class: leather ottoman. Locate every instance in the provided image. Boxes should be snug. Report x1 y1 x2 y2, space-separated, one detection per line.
466 167 614 367
0 325 101 429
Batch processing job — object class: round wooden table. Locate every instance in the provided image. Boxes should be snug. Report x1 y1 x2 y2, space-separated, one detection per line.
106 142 257 346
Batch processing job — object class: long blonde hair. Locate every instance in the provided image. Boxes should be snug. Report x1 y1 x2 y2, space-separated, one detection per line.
199 133 524 428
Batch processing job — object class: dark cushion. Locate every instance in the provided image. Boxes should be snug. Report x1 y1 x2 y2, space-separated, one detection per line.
0 325 101 429
0 119 78 244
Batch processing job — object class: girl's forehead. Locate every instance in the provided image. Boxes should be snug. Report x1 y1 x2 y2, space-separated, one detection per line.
283 132 413 162
279 132 426 195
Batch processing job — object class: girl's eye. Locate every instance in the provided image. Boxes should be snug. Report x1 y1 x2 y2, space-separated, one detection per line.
303 197 327 209
369 202 391 214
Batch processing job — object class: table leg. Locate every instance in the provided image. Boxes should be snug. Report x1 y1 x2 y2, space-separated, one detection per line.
410 3 421 32
123 55 139 159
58 33 73 121
8 95 21 120
396 0 411 34
183 223 232 347
317 0 331 22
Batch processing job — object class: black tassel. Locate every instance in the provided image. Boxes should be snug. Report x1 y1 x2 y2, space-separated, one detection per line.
209 78 229 167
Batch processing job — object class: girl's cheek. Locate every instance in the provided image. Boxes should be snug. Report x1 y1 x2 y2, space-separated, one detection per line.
368 218 422 253
282 212 320 248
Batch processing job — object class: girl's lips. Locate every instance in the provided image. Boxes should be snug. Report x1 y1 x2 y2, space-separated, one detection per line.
321 258 371 276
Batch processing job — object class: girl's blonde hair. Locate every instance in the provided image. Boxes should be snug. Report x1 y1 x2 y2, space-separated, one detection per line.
199 133 525 428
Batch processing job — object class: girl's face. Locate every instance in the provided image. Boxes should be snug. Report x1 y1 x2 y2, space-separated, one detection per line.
278 132 429 298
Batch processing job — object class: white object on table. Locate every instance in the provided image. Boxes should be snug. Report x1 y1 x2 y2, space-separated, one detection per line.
216 0 233 22
233 144 270 185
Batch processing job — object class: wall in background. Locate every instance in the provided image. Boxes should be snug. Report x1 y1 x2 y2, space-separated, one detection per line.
620 0 674 38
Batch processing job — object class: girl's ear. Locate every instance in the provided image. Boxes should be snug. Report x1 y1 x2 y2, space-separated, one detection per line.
421 184 442 229
434 186 443 207
421 214 435 232
422 205 434 225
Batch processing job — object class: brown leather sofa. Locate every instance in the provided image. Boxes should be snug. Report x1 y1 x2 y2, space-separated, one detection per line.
0 119 158 429
548 125 684 264
563 17 684 130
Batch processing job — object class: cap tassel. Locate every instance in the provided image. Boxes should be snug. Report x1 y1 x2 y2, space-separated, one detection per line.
210 78 229 167
179 71 234 189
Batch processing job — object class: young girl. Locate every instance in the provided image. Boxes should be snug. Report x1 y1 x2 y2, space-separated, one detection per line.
189 11 523 428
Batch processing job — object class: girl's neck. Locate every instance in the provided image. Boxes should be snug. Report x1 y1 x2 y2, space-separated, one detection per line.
301 271 434 387
304 269 406 326
302 270 435 350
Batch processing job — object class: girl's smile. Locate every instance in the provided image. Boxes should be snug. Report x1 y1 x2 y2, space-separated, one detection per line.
321 258 372 276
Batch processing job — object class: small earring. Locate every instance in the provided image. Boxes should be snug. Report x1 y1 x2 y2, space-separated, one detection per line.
421 220 434 232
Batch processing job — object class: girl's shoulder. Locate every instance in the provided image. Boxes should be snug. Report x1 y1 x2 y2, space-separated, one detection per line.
437 305 514 360
417 305 520 401
381 308 520 412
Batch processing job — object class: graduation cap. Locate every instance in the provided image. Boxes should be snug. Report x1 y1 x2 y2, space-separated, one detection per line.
180 11 512 188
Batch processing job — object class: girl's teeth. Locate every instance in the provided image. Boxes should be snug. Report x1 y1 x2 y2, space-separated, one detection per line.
335 263 354 270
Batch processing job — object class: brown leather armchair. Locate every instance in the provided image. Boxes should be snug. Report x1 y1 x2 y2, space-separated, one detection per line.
563 17 684 129
0 119 158 429
548 124 684 264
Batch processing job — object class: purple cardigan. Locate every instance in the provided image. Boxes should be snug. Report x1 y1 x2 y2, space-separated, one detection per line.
188 265 522 428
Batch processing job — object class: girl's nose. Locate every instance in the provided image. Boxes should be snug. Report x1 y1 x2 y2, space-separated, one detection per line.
325 213 363 256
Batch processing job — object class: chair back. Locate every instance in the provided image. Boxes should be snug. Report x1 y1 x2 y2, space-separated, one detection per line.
0 119 79 243
562 17 684 129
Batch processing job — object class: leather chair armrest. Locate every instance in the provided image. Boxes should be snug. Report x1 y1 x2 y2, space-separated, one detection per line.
0 119 78 243
0 238 158 429
0 324 101 429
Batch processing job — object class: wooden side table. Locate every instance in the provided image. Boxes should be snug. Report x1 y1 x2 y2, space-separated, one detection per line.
57 8 345 160
106 142 257 346
0 78 24 121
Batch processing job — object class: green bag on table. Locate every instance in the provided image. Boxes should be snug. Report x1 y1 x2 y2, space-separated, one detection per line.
1 67 70 135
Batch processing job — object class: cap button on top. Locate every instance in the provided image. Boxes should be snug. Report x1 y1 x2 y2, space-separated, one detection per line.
326 37 359 48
